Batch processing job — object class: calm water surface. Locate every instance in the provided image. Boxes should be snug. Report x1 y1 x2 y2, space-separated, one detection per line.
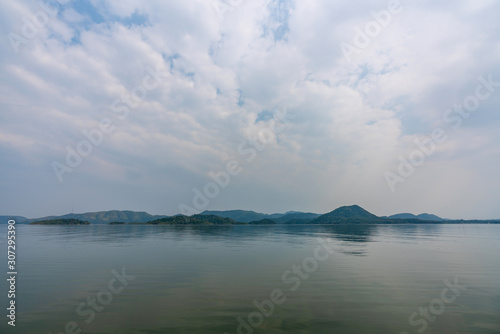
1 224 499 333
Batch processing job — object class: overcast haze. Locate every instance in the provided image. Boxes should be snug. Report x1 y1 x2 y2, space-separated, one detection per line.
1 0 500 219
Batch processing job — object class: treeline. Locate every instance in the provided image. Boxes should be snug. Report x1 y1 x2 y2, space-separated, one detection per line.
30 218 90 225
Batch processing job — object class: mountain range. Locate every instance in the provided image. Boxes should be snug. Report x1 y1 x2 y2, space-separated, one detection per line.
3 205 499 225
199 210 320 223
386 213 444 221
0 210 166 224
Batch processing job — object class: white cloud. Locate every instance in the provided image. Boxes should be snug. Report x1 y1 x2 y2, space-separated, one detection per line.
0 0 499 218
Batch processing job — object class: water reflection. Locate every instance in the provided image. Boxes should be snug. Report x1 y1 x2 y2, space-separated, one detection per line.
29 223 381 242
28 223 383 259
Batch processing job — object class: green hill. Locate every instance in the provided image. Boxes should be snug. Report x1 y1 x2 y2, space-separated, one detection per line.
145 214 241 225
200 209 319 223
200 210 270 222
416 213 443 221
388 213 443 221
29 210 166 224
310 205 383 224
388 213 417 219
30 218 90 225
275 212 320 223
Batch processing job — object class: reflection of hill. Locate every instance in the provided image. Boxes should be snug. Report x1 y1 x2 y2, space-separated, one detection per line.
27 224 374 247
318 224 377 243
375 224 443 241
31 224 280 245
200 210 269 222
310 224 377 256
21 223 452 260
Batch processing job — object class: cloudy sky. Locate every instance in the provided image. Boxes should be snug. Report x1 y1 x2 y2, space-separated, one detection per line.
1 0 499 219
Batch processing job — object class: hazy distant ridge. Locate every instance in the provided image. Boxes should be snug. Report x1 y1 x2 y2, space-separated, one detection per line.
0 216 28 223
2 210 167 224
388 213 444 221
3 206 500 225
200 210 320 223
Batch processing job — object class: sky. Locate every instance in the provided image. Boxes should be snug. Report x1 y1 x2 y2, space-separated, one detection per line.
1 0 500 219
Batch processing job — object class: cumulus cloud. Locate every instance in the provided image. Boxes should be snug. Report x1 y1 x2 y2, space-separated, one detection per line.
0 0 499 219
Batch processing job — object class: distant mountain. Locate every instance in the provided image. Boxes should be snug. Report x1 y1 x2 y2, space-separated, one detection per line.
388 213 417 219
416 213 443 221
146 214 241 225
200 210 269 222
29 210 167 224
4 207 498 226
283 211 304 214
268 213 287 219
310 205 382 224
274 212 320 223
30 218 90 225
200 210 320 223
0 216 28 224
388 213 443 221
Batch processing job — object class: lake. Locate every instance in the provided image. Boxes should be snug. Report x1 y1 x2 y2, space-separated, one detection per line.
1 224 499 333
